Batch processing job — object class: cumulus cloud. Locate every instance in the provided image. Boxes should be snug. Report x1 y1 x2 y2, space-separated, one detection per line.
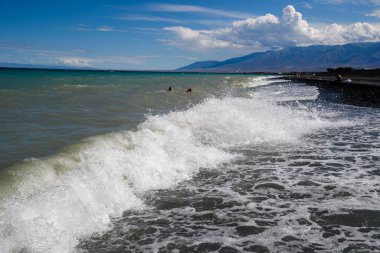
163 27 233 49
164 5 380 50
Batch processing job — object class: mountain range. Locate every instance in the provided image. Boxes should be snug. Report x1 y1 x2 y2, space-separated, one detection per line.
177 42 380 72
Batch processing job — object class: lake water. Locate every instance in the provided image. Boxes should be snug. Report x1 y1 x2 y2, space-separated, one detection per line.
0 69 379 253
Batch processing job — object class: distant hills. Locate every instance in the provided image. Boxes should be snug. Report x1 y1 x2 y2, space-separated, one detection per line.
177 42 380 73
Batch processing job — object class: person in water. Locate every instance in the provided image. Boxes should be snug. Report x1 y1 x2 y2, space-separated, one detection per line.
168 87 173 92
335 74 343 83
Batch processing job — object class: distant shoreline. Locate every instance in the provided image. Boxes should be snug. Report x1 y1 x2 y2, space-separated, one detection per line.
2 66 380 81
0 66 280 75
285 69 380 107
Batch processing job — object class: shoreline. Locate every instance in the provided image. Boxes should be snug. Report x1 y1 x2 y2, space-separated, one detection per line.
285 73 380 107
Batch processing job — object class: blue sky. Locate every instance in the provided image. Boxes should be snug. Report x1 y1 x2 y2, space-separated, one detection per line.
1 0 380 70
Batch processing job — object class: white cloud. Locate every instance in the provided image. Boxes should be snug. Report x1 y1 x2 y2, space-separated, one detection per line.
0 45 160 68
318 0 351 3
304 3 313 8
163 27 233 49
316 0 380 4
60 57 92 67
59 55 159 67
368 9 380 17
96 26 115 32
149 3 253 19
164 5 380 50
115 15 182 23
71 24 127 32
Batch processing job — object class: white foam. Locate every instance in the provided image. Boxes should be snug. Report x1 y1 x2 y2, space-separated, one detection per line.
0 94 347 253
235 75 289 88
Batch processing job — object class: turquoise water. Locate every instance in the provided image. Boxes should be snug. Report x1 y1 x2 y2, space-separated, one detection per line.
0 68 379 253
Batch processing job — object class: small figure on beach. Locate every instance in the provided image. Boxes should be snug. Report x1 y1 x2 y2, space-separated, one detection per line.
168 87 173 92
187 88 192 93
335 74 343 83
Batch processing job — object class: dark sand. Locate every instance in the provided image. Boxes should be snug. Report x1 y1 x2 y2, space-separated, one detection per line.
285 72 380 107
